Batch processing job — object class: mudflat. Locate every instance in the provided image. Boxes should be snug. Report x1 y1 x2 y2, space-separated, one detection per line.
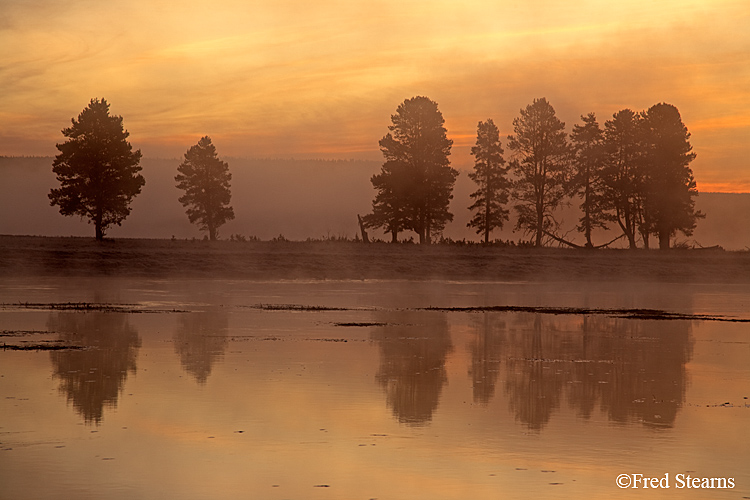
1 235 748 283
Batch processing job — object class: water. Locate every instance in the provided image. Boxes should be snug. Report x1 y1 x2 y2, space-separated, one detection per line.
1 278 749 499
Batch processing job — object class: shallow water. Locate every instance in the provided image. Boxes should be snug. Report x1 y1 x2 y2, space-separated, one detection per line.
1 278 749 499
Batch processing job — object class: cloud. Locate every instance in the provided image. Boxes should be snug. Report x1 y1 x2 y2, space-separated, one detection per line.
2 0 749 188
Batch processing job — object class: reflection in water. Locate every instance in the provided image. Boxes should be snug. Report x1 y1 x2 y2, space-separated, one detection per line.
46 312 141 425
504 314 564 431
371 311 453 426
584 317 692 428
173 309 229 384
470 313 694 431
467 313 505 404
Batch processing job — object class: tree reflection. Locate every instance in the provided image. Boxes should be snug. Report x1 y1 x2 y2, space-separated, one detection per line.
585 318 692 428
173 309 229 384
469 312 693 431
371 311 453 426
467 313 505 404
47 312 141 425
504 314 566 431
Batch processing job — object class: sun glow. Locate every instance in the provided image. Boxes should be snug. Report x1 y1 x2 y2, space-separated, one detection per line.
1 0 748 190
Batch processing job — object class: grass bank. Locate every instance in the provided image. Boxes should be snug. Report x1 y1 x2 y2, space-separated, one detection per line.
1 235 748 283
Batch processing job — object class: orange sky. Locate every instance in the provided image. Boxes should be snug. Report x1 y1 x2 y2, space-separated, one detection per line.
1 0 749 191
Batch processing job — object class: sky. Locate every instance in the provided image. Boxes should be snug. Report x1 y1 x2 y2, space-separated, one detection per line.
1 0 749 192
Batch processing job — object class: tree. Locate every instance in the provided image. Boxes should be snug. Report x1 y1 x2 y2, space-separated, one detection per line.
365 158 412 243
175 136 235 241
366 96 457 244
568 113 609 248
49 98 144 241
507 98 569 247
601 109 646 249
641 103 703 249
467 119 510 243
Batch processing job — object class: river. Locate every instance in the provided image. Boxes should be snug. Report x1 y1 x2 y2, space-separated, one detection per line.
1 278 748 499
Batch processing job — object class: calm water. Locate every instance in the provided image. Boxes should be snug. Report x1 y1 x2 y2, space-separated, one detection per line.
1 278 749 500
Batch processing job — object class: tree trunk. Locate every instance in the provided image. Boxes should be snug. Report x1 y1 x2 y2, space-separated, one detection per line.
95 208 104 241
357 215 370 243
484 200 490 244
584 177 592 248
659 230 670 250
535 199 544 247
209 225 216 241
391 228 398 243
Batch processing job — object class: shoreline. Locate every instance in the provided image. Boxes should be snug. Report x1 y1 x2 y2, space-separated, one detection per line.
1 235 748 283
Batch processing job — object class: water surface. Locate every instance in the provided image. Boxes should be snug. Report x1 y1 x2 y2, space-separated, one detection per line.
1 278 748 499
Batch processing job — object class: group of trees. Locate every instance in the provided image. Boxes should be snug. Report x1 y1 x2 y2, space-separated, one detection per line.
365 97 702 249
49 96 701 249
50 98 234 241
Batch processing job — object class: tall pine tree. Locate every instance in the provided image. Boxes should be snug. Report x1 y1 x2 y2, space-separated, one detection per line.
366 96 456 244
601 109 646 249
641 103 703 249
468 119 510 243
507 98 569 247
569 113 608 248
49 98 144 241
175 136 235 241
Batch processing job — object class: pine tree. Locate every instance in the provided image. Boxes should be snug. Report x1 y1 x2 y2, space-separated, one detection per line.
641 103 703 249
365 162 412 243
569 113 609 248
468 119 510 243
175 136 235 241
507 98 569 247
366 96 456 244
49 98 144 241
601 109 646 249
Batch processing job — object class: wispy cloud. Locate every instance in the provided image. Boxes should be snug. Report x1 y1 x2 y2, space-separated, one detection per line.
1 0 749 189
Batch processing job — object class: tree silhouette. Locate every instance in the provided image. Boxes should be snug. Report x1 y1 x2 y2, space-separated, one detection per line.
49 98 144 241
468 119 510 243
601 109 646 249
641 103 703 249
568 113 609 248
366 158 412 243
507 98 569 247
175 136 235 241
366 96 457 244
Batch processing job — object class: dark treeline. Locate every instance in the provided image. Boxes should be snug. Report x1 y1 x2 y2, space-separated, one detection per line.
47 96 701 249
364 96 702 250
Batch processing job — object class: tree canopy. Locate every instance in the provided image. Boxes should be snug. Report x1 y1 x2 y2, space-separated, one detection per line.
175 136 235 241
49 98 144 240
507 98 570 247
569 113 608 248
601 109 646 249
641 103 703 249
366 96 457 244
468 119 510 243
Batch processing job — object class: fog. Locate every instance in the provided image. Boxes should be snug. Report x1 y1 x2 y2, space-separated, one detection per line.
1 156 748 249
